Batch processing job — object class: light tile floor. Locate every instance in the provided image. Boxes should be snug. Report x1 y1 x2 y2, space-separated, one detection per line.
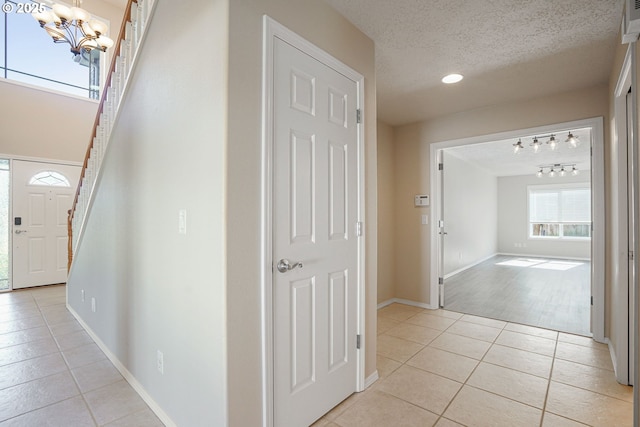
314 303 634 427
0 287 633 427
0 285 164 426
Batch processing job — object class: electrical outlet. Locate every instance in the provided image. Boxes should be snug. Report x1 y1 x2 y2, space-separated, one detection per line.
81 289 85 302
157 350 164 374
91 297 96 313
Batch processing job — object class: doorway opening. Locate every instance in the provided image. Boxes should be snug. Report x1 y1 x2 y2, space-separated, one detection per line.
429 117 605 343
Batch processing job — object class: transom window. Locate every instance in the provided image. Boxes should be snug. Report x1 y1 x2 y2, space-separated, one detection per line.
528 184 591 240
0 0 105 99
29 171 70 187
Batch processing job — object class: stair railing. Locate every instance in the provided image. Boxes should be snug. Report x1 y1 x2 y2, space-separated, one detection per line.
67 0 156 271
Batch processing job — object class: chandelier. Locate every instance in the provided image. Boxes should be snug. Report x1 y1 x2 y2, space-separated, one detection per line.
32 0 114 57
512 132 580 154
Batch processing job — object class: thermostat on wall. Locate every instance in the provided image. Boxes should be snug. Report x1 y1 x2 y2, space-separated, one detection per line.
414 195 430 207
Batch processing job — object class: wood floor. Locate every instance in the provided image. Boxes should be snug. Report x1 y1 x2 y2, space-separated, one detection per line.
444 255 591 336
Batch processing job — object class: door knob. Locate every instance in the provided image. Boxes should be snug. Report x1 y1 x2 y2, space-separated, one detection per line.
14 230 27 234
277 259 303 273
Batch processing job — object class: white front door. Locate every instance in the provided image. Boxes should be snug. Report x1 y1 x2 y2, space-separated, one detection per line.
12 160 80 289
272 37 360 427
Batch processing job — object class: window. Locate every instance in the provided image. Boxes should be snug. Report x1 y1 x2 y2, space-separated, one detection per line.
1 0 105 99
528 184 591 239
29 171 70 187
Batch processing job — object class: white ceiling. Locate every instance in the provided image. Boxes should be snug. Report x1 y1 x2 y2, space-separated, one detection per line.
445 127 592 177
324 0 624 125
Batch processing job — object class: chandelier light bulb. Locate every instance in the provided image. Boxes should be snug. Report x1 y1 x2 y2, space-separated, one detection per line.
572 166 579 176
559 167 566 177
536 168 544 178
549 168 556 178
548 135 557 150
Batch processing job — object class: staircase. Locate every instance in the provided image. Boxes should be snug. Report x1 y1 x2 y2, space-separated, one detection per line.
67 0 156 270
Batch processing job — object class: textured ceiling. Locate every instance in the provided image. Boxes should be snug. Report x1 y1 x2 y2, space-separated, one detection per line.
324 0 624 125
445 128 592 177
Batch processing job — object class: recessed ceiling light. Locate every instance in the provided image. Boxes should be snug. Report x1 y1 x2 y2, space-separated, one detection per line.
442 73 463 84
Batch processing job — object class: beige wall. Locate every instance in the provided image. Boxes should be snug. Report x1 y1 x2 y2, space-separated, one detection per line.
392 85 608 306
226 1 376 425
0 0 125 163
377 121 395 303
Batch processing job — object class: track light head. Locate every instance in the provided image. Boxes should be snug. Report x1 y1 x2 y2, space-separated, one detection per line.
513 139 524 153
566 132 580 148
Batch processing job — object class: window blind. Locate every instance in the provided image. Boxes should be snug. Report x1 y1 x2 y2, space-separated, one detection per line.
529 187 591 223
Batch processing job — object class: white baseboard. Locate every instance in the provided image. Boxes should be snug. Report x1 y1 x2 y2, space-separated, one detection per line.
607 338 617 373
444 253 498 279
67 305 176 427
364 371 379 389
498 252 591 262
377 298 438 310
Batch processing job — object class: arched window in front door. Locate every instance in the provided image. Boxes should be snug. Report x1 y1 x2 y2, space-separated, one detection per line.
28 171 71 187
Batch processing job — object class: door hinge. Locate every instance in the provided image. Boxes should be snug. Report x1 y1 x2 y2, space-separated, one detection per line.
438 163 444 171
356 109 362 124
356 221 363 237
630 251 635 261
356 334 361 349
439 277 444 285
591 295 593 306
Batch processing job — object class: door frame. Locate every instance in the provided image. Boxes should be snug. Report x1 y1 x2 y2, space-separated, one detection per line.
429 117 606 343
613 43 637 386
260 16 366 427
0 154 81 292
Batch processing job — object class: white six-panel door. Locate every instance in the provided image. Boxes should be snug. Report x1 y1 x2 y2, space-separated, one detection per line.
272 38 360 427
12 160 80 289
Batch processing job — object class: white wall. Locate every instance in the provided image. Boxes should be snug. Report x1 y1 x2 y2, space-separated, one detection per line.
67 1 229 425
443 151 498 275
497 173 591 259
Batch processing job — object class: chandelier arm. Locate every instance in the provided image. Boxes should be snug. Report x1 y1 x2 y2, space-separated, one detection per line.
77 35 99 50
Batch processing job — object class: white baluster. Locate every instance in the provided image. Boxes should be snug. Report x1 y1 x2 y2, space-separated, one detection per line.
115 56 125 99
121 40 131 79
132 2 140 48
103 100 112 135
138 0 146 31
110 71 120 108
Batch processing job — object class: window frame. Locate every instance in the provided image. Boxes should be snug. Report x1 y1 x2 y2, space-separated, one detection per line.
527 182 592 241
0 0 110 100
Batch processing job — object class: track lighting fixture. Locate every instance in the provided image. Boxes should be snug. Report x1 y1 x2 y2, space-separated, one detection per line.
535 164 579 178
511 132 580 153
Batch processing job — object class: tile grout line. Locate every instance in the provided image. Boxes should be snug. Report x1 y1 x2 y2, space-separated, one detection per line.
37 290 101 427
539 334 559 427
